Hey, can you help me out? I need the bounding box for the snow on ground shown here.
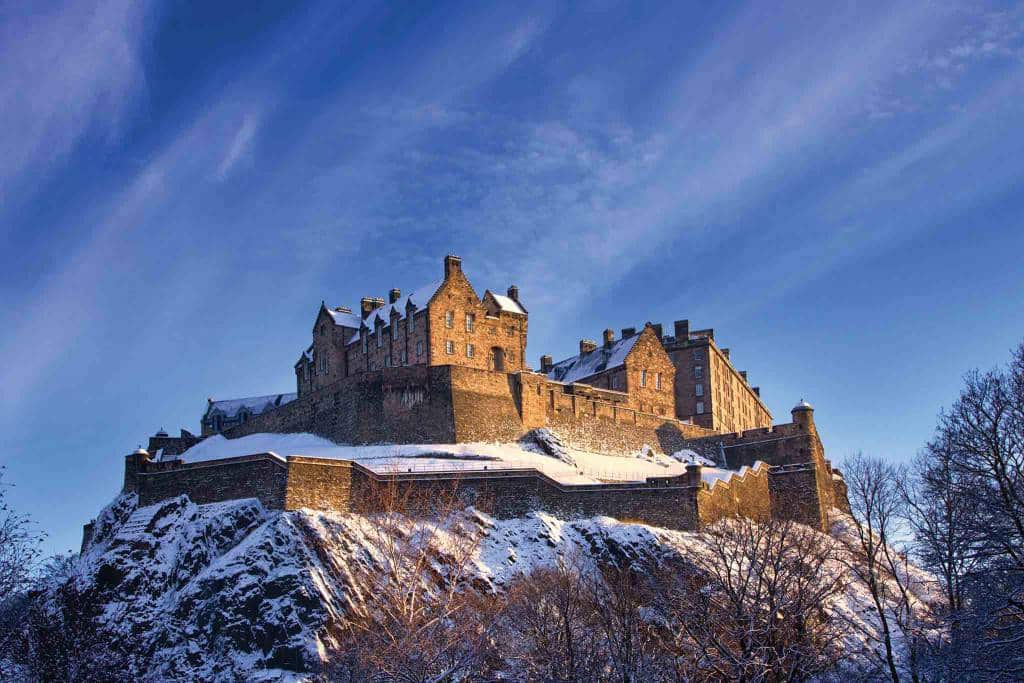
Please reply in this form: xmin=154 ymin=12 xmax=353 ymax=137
xmin=179 ymin=432 xmax=701 ymax=485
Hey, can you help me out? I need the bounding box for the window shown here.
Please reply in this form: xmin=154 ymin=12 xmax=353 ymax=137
xmin=392 ymin=322 xmax=398 ymax=340
xmin=445 ymin=310 xmax=454 ymax=328
xmin=401 ymin=349 xmax=407 ymax=365
xmin=465 ymin=313 xmax=475 ymax=332
xmin=319 ymin=325 xmax=326 ymax=337
xmin=445 ymin=340 xmax=454 ymax=355
xmin=696 ymin=401 xmax=705 ymax=414
xmin=466 ymin=343 xmax=474 ymax=358
xmin=655 ymin=372 xmax=662 ymax=390
xmin=416 ymin=340 xmax=423 ymax=356
xmin=640 ymin=370 xmax=647 ymax=387
xmin=376 ymin=328 xmax=383 ymax=348
xmin=695 ymin=383 xmax=704 ymax=397
xmin=362 ymin=334 xmax=368 ymax=354
xmin=693 ymin=350 xmax=702 ymax=361
xmin=408 ymin=314 xmax=415 ymax=333
xmin=694 ymin=366 xmax=703 ymax=379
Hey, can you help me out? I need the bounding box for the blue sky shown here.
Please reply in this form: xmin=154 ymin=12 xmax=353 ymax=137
xmin=2 ymin=0 xmax=1023 ymax=555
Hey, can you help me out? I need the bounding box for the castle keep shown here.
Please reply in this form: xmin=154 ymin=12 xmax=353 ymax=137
xmin=117 ymin=255 xmax=848 ymax=538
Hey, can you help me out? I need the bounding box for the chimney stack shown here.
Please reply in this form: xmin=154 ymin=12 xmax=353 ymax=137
xmin=621 ymin=327 xmax=636 ymax=339
xmin=443 ymin=254 xmax=462 ymax=280
xmin=673 ymin=319 xmax=690 ymax=340
xmin=721 ymin=348 xmax=730 ymax=360
xmin=389 ymin=288 xmax=401 ymax=304
xmin=507 ymin=285 xmax=519 ymax=301
xmin=739 ymin=370 xmax=747 ymax=382
xmin=579 ymin=339 xmax=598 ymax=355
xmin=361 ymin=297 xmax=385 ymax=319
xmin=603 ymin=329 xmax=615 ymax=348
xmin=540 ymin=355 xmax=553 ymax=373
xmin=650 ymin=323 xmax=663 ymax=340
xmin=752 ymin=387 xmax=761 ymax=396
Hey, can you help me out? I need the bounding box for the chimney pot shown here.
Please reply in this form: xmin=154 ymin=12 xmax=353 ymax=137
xmin=739 ymin=370 xmax=747 ymax=381
xmin=579 ymin=339 xmax=598 ymax=355
xmin=721 ymin=348 xmax=730 ymax=360
xmin=507 ymin=285 xmax=519 ymax=301
xmin=603 ymin=329 xmax=615 ymax=348
xmin=361 ymin=297 xmax=385 ymax=319
xmin=443 ymin=254 xmax=462 ymax=280
xmin=389 ymin=288 xmax=401 ymax=304
xmin=540 ymin=355 xmax=553 ymax=373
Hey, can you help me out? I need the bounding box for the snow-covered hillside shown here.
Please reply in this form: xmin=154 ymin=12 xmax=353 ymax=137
xmin=46 ymin=492 xmax=934 ymax=680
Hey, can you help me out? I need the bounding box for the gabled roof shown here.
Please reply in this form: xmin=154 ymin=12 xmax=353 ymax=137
xmin=204 ymin=393 xmax=297 ymax=419
xmin=484 ymin=290 xmax=527 ymax=315
xmin=547 ymin=333 xmax=641 ymax=384
xmin=366 ymin=280 xmax=443 ymax=327
xmin=324 ymin=306 xmax=362 ymax=329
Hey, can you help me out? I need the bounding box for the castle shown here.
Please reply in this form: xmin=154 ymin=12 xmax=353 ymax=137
xmin=115 ymin=255 xmax=848 ymax=541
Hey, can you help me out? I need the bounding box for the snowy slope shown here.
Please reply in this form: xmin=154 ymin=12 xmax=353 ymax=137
xmin=55 ymin=492 xmax=936 ymax=680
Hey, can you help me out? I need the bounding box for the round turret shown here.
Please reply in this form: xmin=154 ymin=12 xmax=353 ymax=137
xmin=791 ymin=399 xmax=815 ymax=430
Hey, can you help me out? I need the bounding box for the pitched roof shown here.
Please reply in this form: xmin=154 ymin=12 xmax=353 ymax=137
xmin=486 ymin=291 xmax=527 ymax=315
xmin=204 ymin=393 xmax=297 ymax=419
xmin=324 ymin=307 xmax=362 ymax=328
xmin=547 ymin=333 xmax=641 ymax=384
xmin=367 ymin=280 xmax=443 ymax=327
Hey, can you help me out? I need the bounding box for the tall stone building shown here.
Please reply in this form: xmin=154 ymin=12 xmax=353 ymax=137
xmin=542 ymin=320 xmax=771 ymax=433
xmin=295 ymin=255 xmax=528 ymax=396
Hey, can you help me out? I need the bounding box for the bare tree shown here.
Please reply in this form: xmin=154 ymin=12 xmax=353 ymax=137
xmin=322 ymin=476 xmax=500 ymax=681
xmin=499 ymin=552 xmax=605 ymax=681
xmin=0 ymin=467 xmax=44 ymax=676
xmin=653 ymin=515 xmax=846 ymax=682
xmin=585 ymin=559 xmax=661 ymax=683
xmin=907 ymin=341 xmax=1024 ymax=680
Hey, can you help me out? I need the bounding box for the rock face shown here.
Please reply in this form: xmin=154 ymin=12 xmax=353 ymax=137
xmin=66 ymin=493 xmax=923 ymax=680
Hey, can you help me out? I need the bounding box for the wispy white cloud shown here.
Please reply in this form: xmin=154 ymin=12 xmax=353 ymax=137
xmin=216 ymin=112 xmax=262 ymax=180
xmin=0 ymin=0 xmax=149 ymax=215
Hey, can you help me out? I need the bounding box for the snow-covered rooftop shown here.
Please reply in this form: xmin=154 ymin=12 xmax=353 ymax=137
xmin=489 ymin=292 xmax=526 ymax=315
xmin=366 ymin=280 xmax=443 ymax=327
xmin=325 ymin=307 xmax=362 ymax=328
xmin=204 ymin=394 xmax=297 ymax=419
xmin=547 ymin=333 xmax=641 ymax=384
xmin=178 ymin=432 xmax=716 ymax=486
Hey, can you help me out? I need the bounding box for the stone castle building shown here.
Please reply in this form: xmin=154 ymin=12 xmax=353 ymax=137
xmin=112 ymin=255 xmax=848 ymax=540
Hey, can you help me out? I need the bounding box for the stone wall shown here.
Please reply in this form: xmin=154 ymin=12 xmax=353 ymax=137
xmin=124 ymin=452 xmax=288 ymax=510
xmin=224 ymin=365 xmax=457 ymax=445
xmin=698 ymin=462 xmax=772 ymax=526
xmin=125 ymin=452 xmax=707 ymax=531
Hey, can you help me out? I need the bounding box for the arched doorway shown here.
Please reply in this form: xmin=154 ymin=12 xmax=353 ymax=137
xmin=491 ymin=346 xmax=505 ymax=372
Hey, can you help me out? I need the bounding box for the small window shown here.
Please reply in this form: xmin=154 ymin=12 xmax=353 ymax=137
xmin=376 ymin=328 xmax=383 ymax=348
xmin=655 ymin=372 xmax=662 ymax=390
xmin=362 ymin=334 xmax=368 ymax=354
xmin=401 ymin=349 xmax=408 ymax=364
xmin=445 ymin=340 xmax=454 ymax=355
xmin=695 ymin=383 xmax=704 ymax=397
xmin=696 ymin=401 xmax=705 ymax=414
xmin=693 ymin=350 xmax=701 ymax=361
xmin=416 ymin=340 xmax=423 ymax=356
xmin=408 ymin=314 xmax=415 ymax=333
xmin=392 ymin=323 xmax=398 ymax=340
xmin=466 ymin=343 xmax=474 ymax=358
xmin=319 ymin=324 xmax=326 ymax=337
xmin=694 ymin=366 xmax=703 ymax=379
xmin=640 ymin=370 xmax=647 ymax=387
xmin=465 ymin=313 xmax=475 ymax=332
xmin=445 ymin=310 xmax=454 ymax=328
